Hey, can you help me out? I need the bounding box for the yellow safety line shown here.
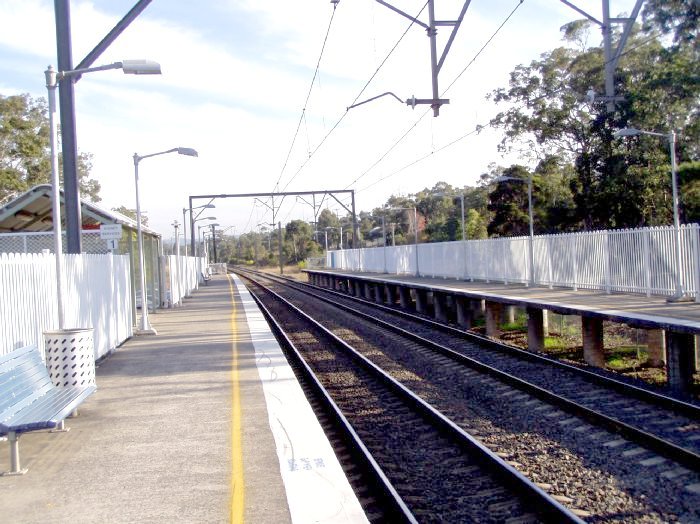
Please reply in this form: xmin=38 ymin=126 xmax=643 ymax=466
xmin=228 ymin=275 xmax=245 ymax=524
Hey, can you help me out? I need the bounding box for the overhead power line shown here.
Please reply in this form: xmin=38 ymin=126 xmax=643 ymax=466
xmin=345 ymin=0 xmax=527 ymax=191
xmin=273 ymin=3 xmax=340 ymax=194
xmin=278 ymin=1 xmax=429 ymax=194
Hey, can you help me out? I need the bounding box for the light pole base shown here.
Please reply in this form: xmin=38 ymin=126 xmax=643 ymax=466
xmin=135 ymin=327 xmax=158 ymax=336
xmin=667 ymin=292 xmax=694 ymax=303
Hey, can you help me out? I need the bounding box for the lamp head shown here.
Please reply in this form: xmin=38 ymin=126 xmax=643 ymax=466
xmin=493 ymin=175 xmax=523 ymax=184
xmin=177 ymin=147 xmax=198 ymax=157
xmin=613 ymin=128 xmax=641 ymax=138
xmin=121 ymin=60 xmax=162 ymax=75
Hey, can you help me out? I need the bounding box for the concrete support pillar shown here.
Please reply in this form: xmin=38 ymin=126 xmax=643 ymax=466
xmin=582 ymin=317 xmax=605 ymax=367
xmin=485 ymin=301 xmax=503 ymax=339
xmin=455 ymin=297 xmax=473 ymax=329
xmin=398 ymin=287 xmax=411 ymax=309
xmin=646 ymin=329 xmax=666 ymax=368
xmin=415 ymin=289 xmax=428 ymax=314
xmin=384 ymin=284 xmax=394 ymax=305
xmin=363 ymin=282 xmax=372 ymax=300
xmin=667 ymin=332 xmax=695 ymax=395
xmin=473 ymin=299 xmax=486 ymax=321
xmin=374 ymin=284 xmax=384 ymax=304
xmin=502 ymin=305 xmax=516 ymax=324
xmin=527 ymin=307 xmax=545 ymax=353
xmin=542 ymin=309 xmax=549 ymax=335
xmin=433 ymin=292 xmax=448 ymax=323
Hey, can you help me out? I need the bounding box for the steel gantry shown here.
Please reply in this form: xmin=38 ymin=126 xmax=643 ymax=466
xmin=187 ymin=189 xmax=358 ymax=259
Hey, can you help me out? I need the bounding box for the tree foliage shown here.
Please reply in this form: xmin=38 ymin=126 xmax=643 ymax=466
xmin=0 ymin=93 xmax=101 ymax=206
xmin=487 ymin=5 xmax=698 ymax=230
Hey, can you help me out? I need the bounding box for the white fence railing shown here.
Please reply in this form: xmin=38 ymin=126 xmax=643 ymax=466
xmin=163 ymin=255 xmax=205 ymax=307
xmin=327 ymin=224 xmax=700 ymax=300
xmin=1 ymin=252 xmax=212 ymax=359
xmin=0 ymin=253 xmax=134 ymax=358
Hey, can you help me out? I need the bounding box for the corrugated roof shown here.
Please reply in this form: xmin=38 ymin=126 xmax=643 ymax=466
xmin=0 ymin=185 xmax=160 ymax=237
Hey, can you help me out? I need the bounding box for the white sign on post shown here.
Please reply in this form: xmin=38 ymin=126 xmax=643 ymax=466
xmin=106 ymin=239 xmax=119 ymax=251
xmin=100 ymin=224 xmax=123 ymax=240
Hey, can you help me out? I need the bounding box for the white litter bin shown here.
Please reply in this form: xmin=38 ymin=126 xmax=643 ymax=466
xmin=43 ymin=328 xmax=96 ymax=388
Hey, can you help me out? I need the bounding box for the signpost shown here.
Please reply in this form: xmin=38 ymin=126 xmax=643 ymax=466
xmin=100 ymin=224 xmax=122 ymax=252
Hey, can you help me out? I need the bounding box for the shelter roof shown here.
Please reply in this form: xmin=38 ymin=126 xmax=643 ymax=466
xmin=0 ymin=185 xmax=160 ymax=237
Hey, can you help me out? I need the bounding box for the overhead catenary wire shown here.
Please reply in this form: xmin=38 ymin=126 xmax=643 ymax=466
xmin=273 ymin=3 xmax=340 ymax=194
xmin=356 ymin=29 xmax=664 ymax=196
xmin=345 ymin=0 xmax=528 ymax=191
xmin=278 ymin=1 xmax=429 ymax=194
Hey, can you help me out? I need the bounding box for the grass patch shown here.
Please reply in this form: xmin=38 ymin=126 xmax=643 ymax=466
xmin=606 ymin=345 xmax=648 ymax=370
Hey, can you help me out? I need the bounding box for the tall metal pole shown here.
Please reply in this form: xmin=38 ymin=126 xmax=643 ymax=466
xmin=182 ymin=208 xmax=188 ymax=256
xmin=669 ymin=131 xmax=685 ymax=299
xmin=427 ymin=0 xmax=441 ymax=117
xmin=527 ymin=174 xmax=535 ymax=286
xmin=382 ymin=215 xmax=387 ymax=274
xmin=133 ymin=154 xmax=155 ymax=334
xmin=55 ymin=0 xmax=82 ymax=253
xmin=351 ymin=190 xmax=358 ymax=249
xmin=278 ymin=221 xmax=284 ymax=275
xmin=601 ymin=0 xmax=616 ymax=113
xmin=414 ymin=207 xmax=420 ymax=276
xmin=189 ymin=197 xmax=196 ymax=257
xmin=172 ymin=222 xmax=180 ymax=257
xmin=46 ymin=66 xmax=65 ymax=329
xmin=460 ymin=194 xmax=466 ymax=241
xmin=211 ymin=224 xmax=217 ymax=263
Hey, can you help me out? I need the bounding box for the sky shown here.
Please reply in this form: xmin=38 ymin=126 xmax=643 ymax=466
xmin=0 ymin=0 xmax=640 ymax=243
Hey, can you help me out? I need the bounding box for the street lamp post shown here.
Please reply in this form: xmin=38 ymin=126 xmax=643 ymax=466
xmin=45 ymin=59 xmax=160 ymax=329
xmin=199 ymin=223 xmax=219 ymax=262
xmin=493 ymin=175 xmax=535 ymax=286
xmin=193 ymin=217 xmax=217 ymax=257
xmin=614 ymin=127 xmax=688 ymax=301
xmin=134 ymin=147 xmax=198 ymax=335
xmin=184 ymin=204 xmax=215 ymax=256
xmin=210 ymin=224 xmax=218 ymax=263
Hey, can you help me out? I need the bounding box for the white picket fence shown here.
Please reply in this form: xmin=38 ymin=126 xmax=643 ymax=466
xmin=163 ymin=255 xmax=206 ymax=307
xmin=0 ymin=252 xmax=210 ymax=358
xmin=328 ymin=224 xmax=700 ymax=300
xmin=0 ymin=253 xmax=134 ymax=358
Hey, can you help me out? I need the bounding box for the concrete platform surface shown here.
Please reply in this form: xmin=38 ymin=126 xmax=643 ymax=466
xmin=0 ymin=274 xmax=365 ymax=523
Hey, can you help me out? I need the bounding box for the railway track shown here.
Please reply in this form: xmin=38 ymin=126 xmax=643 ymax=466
xmin=239 ymin=271 xmax=581 ymax=522
xmin=234 ymin=268 xmax=700 ymax=522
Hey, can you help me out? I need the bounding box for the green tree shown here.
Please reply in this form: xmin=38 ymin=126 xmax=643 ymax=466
xmin=0 ymin=93 xmax=101 ymax=205
xmin=111 ymin=206 xmax=148 ymax=227
xmin=489 ymin=8 xmax=698 ymax=230
xmin=487 ymin=165 xmax=532 ymax=237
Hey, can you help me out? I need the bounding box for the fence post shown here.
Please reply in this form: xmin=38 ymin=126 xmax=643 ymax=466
xmin=605 ymin=231 xmax=611 ymax=294
xmin=644 ymin=228 xmax=652 ymax=298
xmin=693 ymin=224 xmax=700 ymax=303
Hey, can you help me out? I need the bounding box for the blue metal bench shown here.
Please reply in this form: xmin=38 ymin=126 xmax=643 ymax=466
xmin=0 ymin=344 xmax=96 ymax=475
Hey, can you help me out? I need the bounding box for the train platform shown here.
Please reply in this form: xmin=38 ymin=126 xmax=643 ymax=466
xmin=0 ymin=274 xmax=367 ymax=523
xmin=303 ymin=269 xmax=700 ymax=331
